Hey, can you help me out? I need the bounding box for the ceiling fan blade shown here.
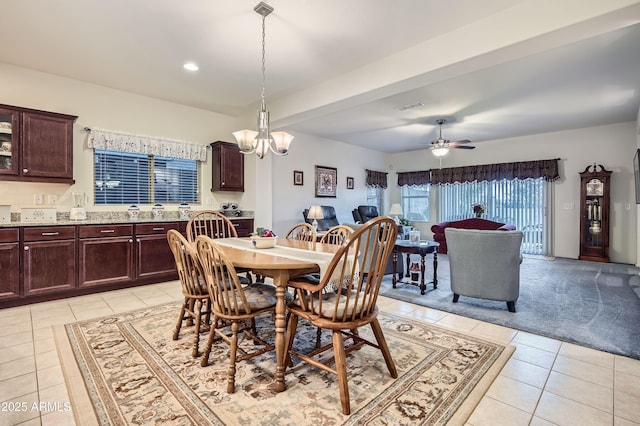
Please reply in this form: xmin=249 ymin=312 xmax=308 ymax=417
xmin=452 ymin=145 xmax=476 ymax=150
xmin=450 ymin=139 xmax=471 ymax=144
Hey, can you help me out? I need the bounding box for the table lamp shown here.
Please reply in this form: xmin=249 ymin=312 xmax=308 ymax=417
xmin=389 ymin=203 xmax=403 ymax=224
xmin=307 ymin=205 xmax=324 ymax=231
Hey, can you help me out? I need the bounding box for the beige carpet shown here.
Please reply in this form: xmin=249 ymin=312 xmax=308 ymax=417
xmin=54 ymin=302 xmax=514 ymax=425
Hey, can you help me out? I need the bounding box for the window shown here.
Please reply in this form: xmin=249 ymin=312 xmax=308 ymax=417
xmin=401 ymin=185 xmax=430 ymax=221
xmin=366 ymin=186 xmax=383 ymax=214
xmin=94 ymin=150 xmax=199 ymax=205
xmin=438 ymin=178 xmax=547 ymax=255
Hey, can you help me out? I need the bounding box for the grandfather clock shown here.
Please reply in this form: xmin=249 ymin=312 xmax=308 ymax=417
xmin=579 ymin=164 xmax=611 ymax=262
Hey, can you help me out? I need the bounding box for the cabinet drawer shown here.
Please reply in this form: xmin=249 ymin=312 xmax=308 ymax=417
xmin=23 ymin=226 xmax=75 ymax=241
xmin=79 ymin=224 xmax=133 ymax=238
xmin=135 ymin=222 xmax=180 ymax=235
xmin=0 ymin=228 xmax=19 ymax=243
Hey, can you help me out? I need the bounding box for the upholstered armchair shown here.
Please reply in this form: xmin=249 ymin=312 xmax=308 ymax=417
xmin=445 ymin=228 xmax=523 ymax=312
xmin=302 ymin=205 xmax=340 ymax=231
xmin=356 ymin=205 xmax=379 ymax=223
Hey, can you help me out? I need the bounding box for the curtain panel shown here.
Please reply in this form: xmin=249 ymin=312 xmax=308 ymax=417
xmin=365 ymin=169 xmax=388 ymax=188
xmin=88 ymin=128 xmax=208 ymax=161
xmin=430 ymin=159 xmax=560 ymax=185
xmin=397 ymin=170 xmax=431 ymax=187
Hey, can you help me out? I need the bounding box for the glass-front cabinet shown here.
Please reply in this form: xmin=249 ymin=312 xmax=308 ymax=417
xmin=0 ymin=107 xmax=19 ymax=176
xmin=579 ymin=164 xmax=611 ymax=262
xmin=0 ymin=104 xmax=76 ymax=184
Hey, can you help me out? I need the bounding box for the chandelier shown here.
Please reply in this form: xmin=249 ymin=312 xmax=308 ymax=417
xmin=233 ymin=2 xmax=294 ymax=159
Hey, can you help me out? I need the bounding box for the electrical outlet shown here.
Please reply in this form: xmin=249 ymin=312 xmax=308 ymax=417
xmin=34 ymin=194 xmax=44 ymax=205
xmin=48 ymin=194 xmax=58 ymax=204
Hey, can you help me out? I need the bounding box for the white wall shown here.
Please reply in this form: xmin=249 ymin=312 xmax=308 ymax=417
xmin=268 ymin=131 xmax=387 ymax=237
xmin=388 ymin=121 xmax=638 ymax=264
xmin=0 ymin=63 xmax=245 ymax=214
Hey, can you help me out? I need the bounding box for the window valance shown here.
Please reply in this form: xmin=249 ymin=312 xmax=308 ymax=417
xmin=397 ymin=170 xmax=431 ymax=187
xmin=87 ymin=127 xmax=208 ymax=161
xmin=365 ymin=169 xmax=388 ymax=189
xmin=430 ymin=159 xmax=560 ymax=185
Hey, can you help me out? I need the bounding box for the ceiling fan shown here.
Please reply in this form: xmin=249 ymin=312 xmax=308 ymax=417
xmin=430 ymin=119 xmax=475 ymax=157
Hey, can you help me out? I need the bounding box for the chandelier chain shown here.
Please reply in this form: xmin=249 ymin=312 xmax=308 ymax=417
xmin=260 ymin=13 xmax=266 ymax=110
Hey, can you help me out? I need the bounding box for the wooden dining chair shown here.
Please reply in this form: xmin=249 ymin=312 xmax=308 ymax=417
xmin=186 ymin=210 xmax=240 ymax=241
xmin=195 ymin=235 xmax=278 ymax=393
xmin=186 ymin=210 xmax=253 ymax=284
xmin=167 ymin=229 xmax=211 ymax=358
xmin=285 ymin=222 xmax=317 ymax=245
xmin=307 ymin=224 xmax=354 ymax=347
xmin=319 ymin=224 xmax=354 ymax=245
xmin=284 ymin=216 xmax=398 ymax=415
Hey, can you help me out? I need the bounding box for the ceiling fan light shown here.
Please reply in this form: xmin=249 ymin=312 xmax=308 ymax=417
xmin=431 ymin=147 xmax=450 ymax=157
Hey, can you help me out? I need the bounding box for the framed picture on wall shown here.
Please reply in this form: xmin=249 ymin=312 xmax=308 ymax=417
xmin=315 ymin=165 xmax=337 ymax=197
xmin=293 ymin=170 xmax=304 ymax=186
xmin=346 ymin=176 xmax=354 ymax=189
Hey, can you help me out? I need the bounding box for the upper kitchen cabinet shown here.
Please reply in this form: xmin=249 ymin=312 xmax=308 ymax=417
xmin=210 ymin=141 xmax=244 ymax=192
xmin=0 ymin=104 xmax=77 ymax=184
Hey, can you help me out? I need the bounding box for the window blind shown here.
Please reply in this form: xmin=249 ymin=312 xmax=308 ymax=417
xmin=94 ymin=150 xmax=199 ymax=205
xmin=438 ymin=178 xmax=547 ymax=255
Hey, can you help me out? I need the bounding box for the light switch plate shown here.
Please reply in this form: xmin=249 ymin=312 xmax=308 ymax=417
xmin=21 ymin=208 xmax=57 ymax=223
xmin=0 ymin=205 xmax=10 ymax=224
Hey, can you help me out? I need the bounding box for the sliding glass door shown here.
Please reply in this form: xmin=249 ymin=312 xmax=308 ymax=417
xmin=438 ymin=178 xmax=549 ymax=255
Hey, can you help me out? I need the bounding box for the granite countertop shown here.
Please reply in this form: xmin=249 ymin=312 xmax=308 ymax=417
xmin=0 ymin=211 xmax=255 ymax=228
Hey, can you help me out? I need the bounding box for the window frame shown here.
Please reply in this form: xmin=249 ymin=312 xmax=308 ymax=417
xmin=400 ymin=185 xmax=430 ymax=222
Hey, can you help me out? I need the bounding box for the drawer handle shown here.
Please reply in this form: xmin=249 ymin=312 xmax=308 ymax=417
xmin=23 ymin=168 xmax=28 ymax=174
xmin=101 ymin=230 xmax=116 ymax=233
xmin=24 ymin=246 xmax=29 ymax=251
xmin=41 ymin=232 xmax=59 ymax=236
xmin=233 ymin=224 xmax=239 ymax=227
xmin=153 ymin=227 xmax=165 ymax=231
xmin=129 ymin=239 xmax=133 ymax=243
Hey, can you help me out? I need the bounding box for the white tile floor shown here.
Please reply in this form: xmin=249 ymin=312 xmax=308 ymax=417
xmin=0 ymin=281 xmax=639 ymax=425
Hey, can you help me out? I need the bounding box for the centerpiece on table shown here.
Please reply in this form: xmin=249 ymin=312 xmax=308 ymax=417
xmin=250 ymin=228 xmax=276 ymax=249
xmin=472 ymin=202 xmax=486 ymax=218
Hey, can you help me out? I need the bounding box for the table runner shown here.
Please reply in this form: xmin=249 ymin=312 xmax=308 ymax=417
xmin=213 ymin=238 xmax=336 ymax=278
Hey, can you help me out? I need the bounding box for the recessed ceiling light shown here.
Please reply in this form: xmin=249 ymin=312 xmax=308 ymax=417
xmin=183 ymin=62 xmax=199 ymax=72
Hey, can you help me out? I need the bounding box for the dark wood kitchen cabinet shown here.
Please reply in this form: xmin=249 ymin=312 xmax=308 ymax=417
xmin=0 ymin=220 xmax=188 ymax=308
xmin=0 ymin=104 xmax=77 ymax=184
xmin=232 ymin=218 xmax=254 ymax=237
xmin=211 ymin=141 xmax=244 ymax=192
xmin=0 ymin=228 xmax=20 ymax=300
xmin=22 ymin=226 xmax=76 ymax=297
xmin=78 ymin=224 xmax=134 ymax=288
xmin=135 ymin=222 xmax=179 ymax=281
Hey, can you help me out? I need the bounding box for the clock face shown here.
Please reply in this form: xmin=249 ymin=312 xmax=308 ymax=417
xmin=586 ymin=178 xmax=603 ymax=196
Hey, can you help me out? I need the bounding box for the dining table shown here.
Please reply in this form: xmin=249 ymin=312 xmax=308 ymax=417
xmin=209 ymin=237 xmax=342 ymax=392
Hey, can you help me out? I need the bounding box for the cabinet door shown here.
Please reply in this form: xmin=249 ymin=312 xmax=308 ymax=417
xmin=23 ymin=239 xmax=76 ymax=296
xmin=0 ymin=107 xmax=20 ymax=176
xmin=135 ymin=222 xmax=179 ymax=280
xmin=22 ymin=111 xmax=74 ymax=181
xmin=0 ymin=242 xmax=20 ymax=300
xmin=212 ymin=141 xmax=244 ymax=192
xmin=79 ymin=237 xmax=134 ymax=287
xmin=136 ymin=234 xmax=177 ymax=280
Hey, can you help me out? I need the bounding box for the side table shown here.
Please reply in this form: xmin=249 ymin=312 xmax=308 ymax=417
xmin=392 ymin=240 xmax=439 ymax=295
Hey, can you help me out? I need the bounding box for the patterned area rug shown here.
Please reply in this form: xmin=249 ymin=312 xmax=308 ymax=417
xmin=54 ymin=302 xmax=514 ymax=425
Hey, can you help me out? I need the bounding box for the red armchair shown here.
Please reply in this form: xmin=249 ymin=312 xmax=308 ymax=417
xmin=431 ymin=218 xmax=516 ymax=254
